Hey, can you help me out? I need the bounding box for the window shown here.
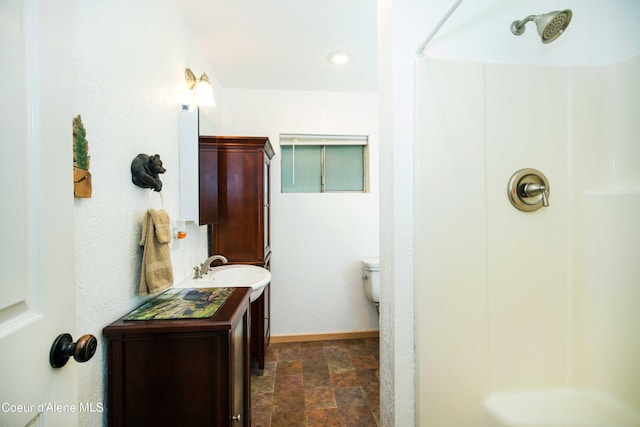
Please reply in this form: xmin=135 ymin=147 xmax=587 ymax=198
xmin=280 ymin=134 xmax=368 ymax=193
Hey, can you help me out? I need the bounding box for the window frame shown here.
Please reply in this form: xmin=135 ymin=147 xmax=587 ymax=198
xmin=280 ymin=133 xmax=369 ymax=194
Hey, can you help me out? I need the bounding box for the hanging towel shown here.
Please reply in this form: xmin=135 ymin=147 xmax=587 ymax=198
xmin=138 ymin=208 xmax=174 ymax=296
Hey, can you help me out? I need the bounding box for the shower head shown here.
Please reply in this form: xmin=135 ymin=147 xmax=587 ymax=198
xmin=511 ymin=9 xmax=572 ymax=43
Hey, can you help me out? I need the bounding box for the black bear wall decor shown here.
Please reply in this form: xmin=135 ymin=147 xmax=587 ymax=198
xmin=131 ymin=153 xmax=166 ymax=192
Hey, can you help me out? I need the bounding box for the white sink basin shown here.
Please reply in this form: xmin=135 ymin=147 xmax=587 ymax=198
xmin=174 ymin=265 xmax=271 ymax=302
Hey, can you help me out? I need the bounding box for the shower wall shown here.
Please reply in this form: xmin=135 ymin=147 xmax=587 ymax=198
xmin=414 ymin=55 xmax=640 ymax=426
xmin=572 ymin=54 xmax=640 ymax=411
xmin=414 ymin=59 xmax=488 ymax=427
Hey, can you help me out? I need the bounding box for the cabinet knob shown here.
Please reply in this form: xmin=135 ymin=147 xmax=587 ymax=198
xmin=231 ymin=414 xmax=241 ymax=423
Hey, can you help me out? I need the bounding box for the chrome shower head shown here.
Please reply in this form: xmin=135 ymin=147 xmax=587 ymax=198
xmin=511 ymin=9 xmax=572 ymax=43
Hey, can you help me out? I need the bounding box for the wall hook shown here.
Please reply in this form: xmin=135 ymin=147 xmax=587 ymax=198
xmin=131 ymin=153 xmax=166 ymax=192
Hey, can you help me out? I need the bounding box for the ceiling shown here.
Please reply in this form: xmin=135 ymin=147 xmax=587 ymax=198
xmin=178 ymin=0 xmax=378 ymax=93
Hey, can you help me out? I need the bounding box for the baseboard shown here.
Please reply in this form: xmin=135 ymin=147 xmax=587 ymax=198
xmin=270 ymin=330 xmax=379 ymax=344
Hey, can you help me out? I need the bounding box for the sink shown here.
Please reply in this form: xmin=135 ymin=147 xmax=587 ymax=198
xmin=174 ymin=265 xmax=271 ymax=302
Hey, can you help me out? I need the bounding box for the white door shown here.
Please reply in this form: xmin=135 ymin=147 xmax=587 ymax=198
xmin=0 ymin=0 xmax=78 ymax=426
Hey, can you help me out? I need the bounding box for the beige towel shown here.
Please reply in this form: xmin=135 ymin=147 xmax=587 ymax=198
xmin=138 ymin=208 xmax=174 ymax=295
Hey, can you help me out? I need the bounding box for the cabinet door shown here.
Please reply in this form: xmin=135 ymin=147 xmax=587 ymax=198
xmin=217 ymin=148 xmax=264 ymax=262
xmin=199 ymin=146 xmax=218 ymax=225
xmin=263 ymin=153 xmax=271 ymax=258
xmin=264 ymin=281 xmax=270 ymax=347
xmin=231 ymin=311 xmax=250 ymax=426
xmin=108 ymin=333 xmax=226 ymax=426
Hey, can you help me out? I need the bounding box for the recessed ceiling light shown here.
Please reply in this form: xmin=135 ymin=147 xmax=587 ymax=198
xmin=328 ymin=51 xmax=351 ymax=65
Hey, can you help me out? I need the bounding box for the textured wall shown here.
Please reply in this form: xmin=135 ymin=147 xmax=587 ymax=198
xmin=378 ymin=0 xmax=420 ymax=425
xmin=72 ymin=1 xmax=220 ymax=424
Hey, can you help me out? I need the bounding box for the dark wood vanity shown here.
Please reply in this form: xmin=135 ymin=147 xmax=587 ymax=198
xmin=103 ymin=287 xmax=251 ymax=427
xmin=199 ymin=136 xmax=274 ymax=369
xmin=103 ymin=137 xmax=273 ymax=425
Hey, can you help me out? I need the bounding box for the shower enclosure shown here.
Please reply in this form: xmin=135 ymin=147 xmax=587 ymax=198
xmin=413 ymin=40 xmax=640 ymax=427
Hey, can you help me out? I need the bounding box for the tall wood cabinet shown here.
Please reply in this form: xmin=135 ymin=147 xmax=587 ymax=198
xmin=103 ymin=287 xmax=251 ymax=427
xmin=199 ymin=136 xmax=274 ymax=369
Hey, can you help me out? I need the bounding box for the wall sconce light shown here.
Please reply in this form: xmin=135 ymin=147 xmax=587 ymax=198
xmin=184 ymin=68 xmax=216 ymax=107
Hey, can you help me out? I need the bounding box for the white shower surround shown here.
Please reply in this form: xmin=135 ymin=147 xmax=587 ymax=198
xmin=414 ymin=51 xmax=640 ymax=427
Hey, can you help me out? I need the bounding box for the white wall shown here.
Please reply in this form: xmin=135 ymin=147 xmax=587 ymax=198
xmin=419 ymin=0 xmax=639 ymax=67
xmin=220 ymin=89 xmax=380 ymax=336
xmin=414 ymin=54 xmax=640 ymax=427
xmin=414 ymin=59 xmax=490 ymax=426
xmin=73 ymin=1 xmax=220 ymax=424
xmin=411 ymin=0 xmax=640 ymax=424
xmin=572 ymin=55 xmax=640 ymax=412
xmin=485 ymin=63 xmax=570 ymax=392
xmin=413 ymin=60 xmax=577 ymax=423
xmin=377 ymin=0 xmax=419 ymax=424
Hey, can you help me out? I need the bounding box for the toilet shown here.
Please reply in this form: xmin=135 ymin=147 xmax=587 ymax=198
xmin=361 ymin=258 xmax=380 ymax=311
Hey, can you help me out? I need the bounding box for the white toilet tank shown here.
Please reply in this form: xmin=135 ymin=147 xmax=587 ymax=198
xmin=361 ymin=258 xmax=380 ymax=304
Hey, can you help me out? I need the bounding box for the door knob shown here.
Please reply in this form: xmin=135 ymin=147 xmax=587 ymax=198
xmin=49 ymin=333 xmax=98 ymax=368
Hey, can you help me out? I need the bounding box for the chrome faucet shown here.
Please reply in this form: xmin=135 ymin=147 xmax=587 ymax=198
xmin=200 ymin=254 xmax=228 ymax=275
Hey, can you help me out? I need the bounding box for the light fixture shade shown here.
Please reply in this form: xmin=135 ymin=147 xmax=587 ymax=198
xmin=193 ymin=73 xmax=215 ymax=107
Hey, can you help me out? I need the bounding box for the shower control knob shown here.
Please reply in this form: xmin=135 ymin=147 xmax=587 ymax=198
xmin=508 ymin=168 xmax=550 ymax=212
xmin=522 ymin=183 xmax=549 ymax=206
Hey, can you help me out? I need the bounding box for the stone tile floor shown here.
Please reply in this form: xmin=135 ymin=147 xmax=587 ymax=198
xmin=251 ymin=337 xmax=380 ymax=426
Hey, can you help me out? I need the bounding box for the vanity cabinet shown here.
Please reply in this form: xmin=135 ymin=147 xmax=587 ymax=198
xmin=199 ymin=136 xmax=274 ymax=369
xmin=103 ymin=287 xmax=251 ymax=427
xmin=199 ymin=136 xmax=274 ymax=264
